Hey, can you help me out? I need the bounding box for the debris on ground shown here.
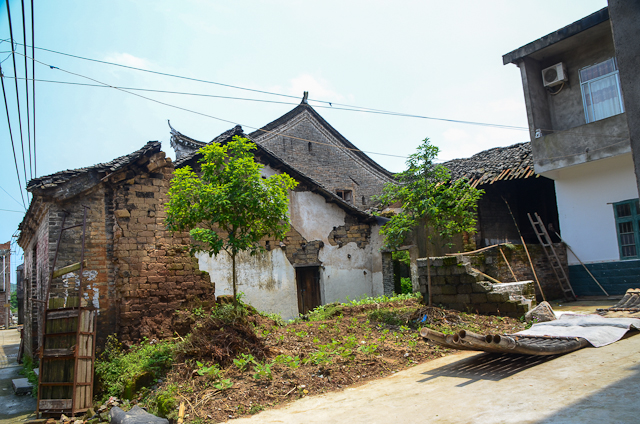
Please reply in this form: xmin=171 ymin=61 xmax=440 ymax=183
xmin=107 ymin=295 xmax=527 ymax=423
xmin=525 ymin=301 xmax=556 ymax=323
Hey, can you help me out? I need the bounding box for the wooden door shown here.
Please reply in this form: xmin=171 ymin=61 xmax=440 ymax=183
xmin=296 ymin=267 xmax=321 ymax=315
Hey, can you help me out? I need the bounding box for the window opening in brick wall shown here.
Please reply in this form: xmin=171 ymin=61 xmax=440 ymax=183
xmin=362 ymin=195 xmax=366 ymax=206
xmin=614 ymin=198 xmax=640 ymax=259
xmin=308 ymin=142 xmax=312 ymax=152
xmin=580 ymin=58 xmax=624 ymax=124
xmin=336 ymin=189 xmax=353 ymax=204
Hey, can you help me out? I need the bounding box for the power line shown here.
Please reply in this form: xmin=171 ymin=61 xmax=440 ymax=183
xmin=0 ymin=183 xmax=25 ymax=210
xmin=5 ymin=0 xmax=29 ymax=192
xmin=30 ymin=0 xmax=35 ymax=176
xmin=7 ymin=75 xmax=531 ymax=132
xmin=0 ymin=208 xmax=23 ymax=213
xmin=8 ymin=41 xmax=530 ymax=131
xmin=0 ymin=66 xmax=27 ymax=209
xmin=16 ymin=51 xmax=410 ymax=160
xmin=20 ymin=0 xmax=32 ymax=179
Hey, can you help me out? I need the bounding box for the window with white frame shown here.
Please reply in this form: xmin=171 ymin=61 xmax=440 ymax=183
xmin=579 ymin=58 xmax=625 ymax=124
xmin=614 ymin=199 xmax=640 ymax=259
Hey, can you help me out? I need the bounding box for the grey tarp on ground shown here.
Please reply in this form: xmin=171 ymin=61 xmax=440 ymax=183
xmin=515 ymin=314 xmax=640 ymax=347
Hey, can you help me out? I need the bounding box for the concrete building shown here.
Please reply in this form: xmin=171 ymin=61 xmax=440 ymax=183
xmin=171 ymin=124 xmax=388 ymax=320
xmin=503 ymin=7 xmax=640 ymax=295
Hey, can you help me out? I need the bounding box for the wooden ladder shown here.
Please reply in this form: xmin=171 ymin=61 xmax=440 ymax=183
xmin=37 ymin=206 xmax=96 ymax=417
xmin=527 ymin=212 xmax=576 ymax=302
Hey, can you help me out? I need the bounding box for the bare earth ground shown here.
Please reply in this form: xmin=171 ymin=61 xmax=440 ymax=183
xmin=140 ymin=298 xmax=527 ymax=423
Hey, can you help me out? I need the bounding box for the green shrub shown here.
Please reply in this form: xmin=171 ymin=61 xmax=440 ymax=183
xmin=95 ymin=335 xmax=175 ymax=400
xmin=233 ymin=353 xmax=256 ymax=372
xmin=368 ymin=309 xmax=405 ymax=326
xmin=20 ymin=354 xmax=39 ymax=398
xmin=400 ymin=277 xmax=413 ymax=294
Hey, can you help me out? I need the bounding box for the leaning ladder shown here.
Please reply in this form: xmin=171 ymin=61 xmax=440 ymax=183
xmin=36 ymin=206 xmax=96 ymax=417
xmin=527 ymin=212 xmax=576 ymax=302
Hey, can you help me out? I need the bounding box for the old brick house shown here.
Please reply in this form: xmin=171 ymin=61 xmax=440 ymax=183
xmin=18 ymin=141 xmax=213 ymax=358
xmin=170 ymin=124 xmax=388 ymax=319
xmin=171 ymin=96 xmax=397 ymax=209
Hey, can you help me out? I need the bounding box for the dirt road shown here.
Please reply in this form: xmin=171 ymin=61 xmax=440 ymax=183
xmin=232 ymin=331 xmax=640 ymax=424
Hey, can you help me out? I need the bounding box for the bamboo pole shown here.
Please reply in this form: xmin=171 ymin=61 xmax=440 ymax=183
xmin=502 ymin=197 xmax=546 ymax=302
xmin=469 ymin=267 xmax=503 ymax=285
xmin=555 ymin=232 xmax=609 ymax=297
xmin=499 ymin=248 xmax=518 ymax=282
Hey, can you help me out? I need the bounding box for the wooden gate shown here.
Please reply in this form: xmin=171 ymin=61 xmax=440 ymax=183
xmin=37 ymin=206 xmax=97 ymax=417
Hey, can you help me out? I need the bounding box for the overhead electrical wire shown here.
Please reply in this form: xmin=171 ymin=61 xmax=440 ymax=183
xmin=20 ymin=0 xmax=32 ymax=179
xmin=0 ymin=182 xmax=25 ymax=210
xmin=30 ymin=0 xmax=35 ymax=176
xmin=6 ymin=40 xmax=530 ymax=132
xmin=0 ymin=66 xmax=27 ymax=209
xmin=4 ymin=0 xmax=29 ymax=192
xmin=14 ymin=51 xmax=409 ymax=159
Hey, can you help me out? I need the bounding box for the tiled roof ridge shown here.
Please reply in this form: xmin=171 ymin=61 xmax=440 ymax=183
xmin=26 ymin=140 xmax=162 ymax=192
xmin=249 ymin=102 xmax=395 ymax=180
xmin=172 ymin=125 xmax=375 ymax=221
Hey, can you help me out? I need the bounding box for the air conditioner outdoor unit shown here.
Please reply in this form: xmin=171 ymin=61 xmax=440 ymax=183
xmin=541 ymin=62 xmax=568 ymax=87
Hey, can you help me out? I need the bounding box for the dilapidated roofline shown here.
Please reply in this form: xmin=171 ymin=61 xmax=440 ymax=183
xmin=503 ymin=7 xmax=609 ymax=65
xmin=443 ymin=141 xmax=540 ymax=188
xmin=173 ymin=126 xmax=377 ymax=223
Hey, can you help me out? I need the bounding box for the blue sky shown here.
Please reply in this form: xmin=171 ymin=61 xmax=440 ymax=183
xmin=0 ymin=0 xmax=607 ymax=279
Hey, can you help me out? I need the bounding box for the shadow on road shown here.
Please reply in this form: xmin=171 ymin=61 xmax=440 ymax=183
xmin=418 ymin=351 xmax=562 ymax=387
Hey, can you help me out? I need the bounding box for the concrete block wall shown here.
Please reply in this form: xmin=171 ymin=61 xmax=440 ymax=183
xmin=417 ymin=255 xmax=534 ymax=318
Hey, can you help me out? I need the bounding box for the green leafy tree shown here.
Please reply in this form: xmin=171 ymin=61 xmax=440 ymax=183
xmin=165 ymin=136 xmax=298 ymax=304
xmin=376 ymin=138 xmax=483 ymax=305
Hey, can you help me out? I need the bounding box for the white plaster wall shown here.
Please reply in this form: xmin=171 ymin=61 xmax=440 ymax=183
xmin=289 ymin=191 xmax=345 ymax=243
xmin=197 ymin=248 xmax=299 ymax=319
xmin=545 ymin=153 xmax=639 ymax=265
xmin=196 ymin=190 xmax=386 ymax=319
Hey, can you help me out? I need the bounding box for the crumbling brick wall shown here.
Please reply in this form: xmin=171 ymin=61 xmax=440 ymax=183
xmin=328 ymin=215 xmax=371 ymax=248
xmin=481 ymin=244 xmax=568 ymax=301
xmin=110 ymin=151 xmax=214 ymax=344
xmin=417 ymin=255 xmax=534 ymax=317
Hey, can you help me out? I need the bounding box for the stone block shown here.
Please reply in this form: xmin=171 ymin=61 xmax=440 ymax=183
xmin=456 ymin=284 xmax=473 ymax=294
xmin=470 ymin=293 xmax=487 ymax=303
xmin=12 ymin=378 xmax=33 ymax=395
xmin=487 ymin=292 xmax=509 ymax=303
xmin=498 ymin=302 xmax=517 ymax=313
xmin=456 ymin=294 xmax=470 ymax=304
xmin=115 ymin=209 xmax=130 ymax=218
xmin=476 ymin=303 xmax=498 ymax=314
xmin=433 ymin=294 xmax=457 ymax=304
xmin=441 ymin=285 xmax=457 ymax=295
xmin=431 ymin=276 xmax=446 ymax=286
xmin=451 ymin=264 xmax=467 ymax=275
xmin=430 ymin=285 xmax=442 ymax=295
xmin=472 ymin=282 xmax=493 ymax=293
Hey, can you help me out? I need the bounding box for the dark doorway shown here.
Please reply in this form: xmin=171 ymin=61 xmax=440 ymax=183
xmin=295 ymin=266 xmax=321 ymax=314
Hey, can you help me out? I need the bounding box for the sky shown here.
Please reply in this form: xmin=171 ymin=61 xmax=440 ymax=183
xmin=0 ymin=0 xmax=607 ymax=281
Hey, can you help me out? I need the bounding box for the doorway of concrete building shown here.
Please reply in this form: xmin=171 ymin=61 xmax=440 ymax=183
xmin=393 ymin=251 xmax=412 ymax=294
xmin=295 ymin=266 xmax=321 ymax=315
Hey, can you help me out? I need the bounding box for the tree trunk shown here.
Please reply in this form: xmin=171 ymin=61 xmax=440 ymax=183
xmin=232 ymin=251 xmax=238 ymax=307
xmin=426 ymin=241 xmax=432 ymax=307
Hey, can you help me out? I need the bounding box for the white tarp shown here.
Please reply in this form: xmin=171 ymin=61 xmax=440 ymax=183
xmin=515 ymin=314 xmax=640 ymax=348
